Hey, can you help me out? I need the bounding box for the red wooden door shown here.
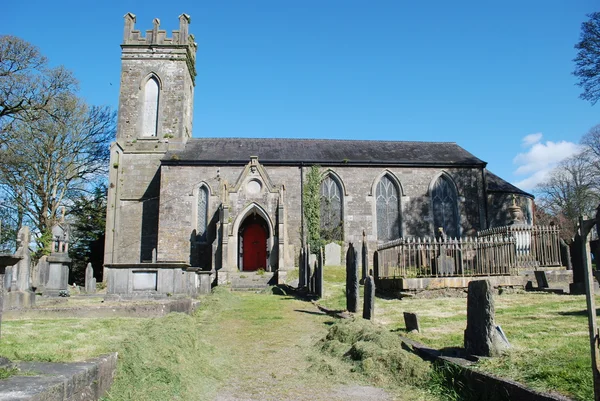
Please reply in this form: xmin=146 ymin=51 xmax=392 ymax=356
xmin=242 ymin=223 xmax=267 ymax=271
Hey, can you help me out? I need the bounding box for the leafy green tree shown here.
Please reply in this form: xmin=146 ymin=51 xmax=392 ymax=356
xmin=573 ymin=12 xmax=600 ymax=105
xmin=68 ymin=184 xmax=107 ymax=285
xmin=303 ymin=165 xmax=323 ymax=253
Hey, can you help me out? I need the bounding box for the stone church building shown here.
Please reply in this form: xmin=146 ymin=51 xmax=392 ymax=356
xmin=104 ymin=14 xmax=532 ymax=295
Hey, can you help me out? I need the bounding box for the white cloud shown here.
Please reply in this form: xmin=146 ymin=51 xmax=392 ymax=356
xmin=512 ymin=134 xmax=582 ymax=191
xmin=521 ymin=132 xmax=542 ymax=147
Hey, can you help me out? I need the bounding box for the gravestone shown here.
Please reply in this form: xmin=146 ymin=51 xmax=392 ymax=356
xmin=403 ymin=312 xmax=421 ymax=333
xmin=363 ymin=273 xmax=375 ymax=320
xmin=436 ymin=254 xmax=455 ymax=275
xmin=4 ymin=226 xmax=36 ymax=309
xmin=324 ymin=242 xmax=341 ymax=266
xmin=346 ymin=243 xmax=359 ymax=313
xmin=85 ymin=263 xmax=96 ymax=294
xmin=298 ymin=248 xmax=306 ymax=287
xmin=315 ymin=248 xmax=324 ymax=299
xmin=44 ymin=222 xmax=71 ymax=297
xmin=464 ymin=280 xmax=510 ymax=356
xmin=560 ymin=239 xmax=572 ymax=270
xmin=361 ymin=233 xmax=368 ymax=284
xmin=534 ymin=271 xmax=549 ymax=289
xmin=0 ymin=254 xmax=21 ymax=338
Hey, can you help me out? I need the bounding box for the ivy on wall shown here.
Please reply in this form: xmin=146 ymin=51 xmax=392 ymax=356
xmin=303 ymin=165 xmax=323 ymax=253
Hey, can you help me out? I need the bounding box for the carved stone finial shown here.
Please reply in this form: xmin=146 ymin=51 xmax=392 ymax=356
xmin=508 ymin=195 xmax=524 ymax=225
xmin=178 ymin=14 xmax=191 ymax=45
xmin=123 ymin=13 xmax=136 ymax=43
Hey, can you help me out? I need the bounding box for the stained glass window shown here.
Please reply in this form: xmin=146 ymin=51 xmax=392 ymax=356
xmin=432 ymin=175 xmax=458 ymax=238
xmin=320 ymin=176 xmax=343 ymax=241
xmin=376 ymin=175 xmax=400 ymax=241
xmin=197 ymin=186 xmax=208 ymax=241
xmin=143 ymin=77 xmax=159 ymax=137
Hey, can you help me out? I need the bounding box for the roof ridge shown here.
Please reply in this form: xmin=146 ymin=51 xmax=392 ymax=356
xmin=189 ymin=137 xmax=458 ymax=145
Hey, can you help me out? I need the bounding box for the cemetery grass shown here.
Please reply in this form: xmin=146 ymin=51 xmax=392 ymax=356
xmin=374 ymin=285 xmax=594 ymax=400
xmin=107 ymin=286 xmax=438 ymax=401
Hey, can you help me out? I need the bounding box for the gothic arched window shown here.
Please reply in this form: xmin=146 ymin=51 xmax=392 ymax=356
xmin=197 ymin=186 xmax=208 ymax=241
xmin=431 ymin=175 xmax=459 ymax=238
xmin=376 ymin=175 xmax=400 ymax=241
xmin=320 ymin=175 xmax=343 ymax=241
xmin=143 ymin=77 xmax=159 ymax=137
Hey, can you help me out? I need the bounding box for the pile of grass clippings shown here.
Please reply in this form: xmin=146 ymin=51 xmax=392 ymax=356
xmin=318 ymin=318 xmax=431 ymax=386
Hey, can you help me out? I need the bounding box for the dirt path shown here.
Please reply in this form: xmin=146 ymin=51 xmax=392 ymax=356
xmin=202 ymin=292 xmax=398 ymax=401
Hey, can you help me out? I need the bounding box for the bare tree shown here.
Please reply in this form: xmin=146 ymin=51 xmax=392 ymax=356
xmin=536 ymin=152 xmax=600 ymax=238
xmin=0 ymin=94 xmax=115 ymax=253
xmin=0 ymin=35 xmax=76 ymax=144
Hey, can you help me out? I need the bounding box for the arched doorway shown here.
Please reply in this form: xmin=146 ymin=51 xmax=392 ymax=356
xmin=239 ymin=214 xmax=269 ymax=271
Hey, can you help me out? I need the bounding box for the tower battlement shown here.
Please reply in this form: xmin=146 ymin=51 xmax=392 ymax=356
xmin=123 ymin=12 xmax=195 ymax=47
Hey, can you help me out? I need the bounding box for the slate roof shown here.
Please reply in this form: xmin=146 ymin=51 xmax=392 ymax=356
xmin=164 ymin=138 xmax=486 ymax=167
xmin=486 ymin=170 xmax=533 ymax=198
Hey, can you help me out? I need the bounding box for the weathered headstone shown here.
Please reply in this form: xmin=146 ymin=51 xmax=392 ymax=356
xmin=560 ymin=239 xmax=572 ymax=270
xmin=436 ymin=254 xmax=455 ymax=276
xmin=4 ymin=226 xmax=36 ymax=309
xmin=534 ymin=270 xmax=549 ymax=289
xmin=363 ymin=273 xmax=375 ymax=320
xmin=315 ymin=248 xmax=324 ymax=299
xmin=0 ymin=254 xmax=21 ymax=338
xmin=44 ymin=222 xmax=71 ymax=297
xmin=464 ymin=280 xmax=510 ymax=356
xmin=570 ymin=233 xmax=586 ymax=294
xmin=346 ymin=243 xmax=359 ymax=313
xmin=403 ymin=312 xmax=421 ymax=333
xmin=324 ymin=242 xmax=341 ymax=266
xmin=85 ymin=263 xmax=97 ymax=294
xmin=306 ymin=256 xmax=313 ymax=293
xmin=361 ymin=233 xmax=368 ymax=284
xmin=298 ymin=248 xmax=306 ymax=288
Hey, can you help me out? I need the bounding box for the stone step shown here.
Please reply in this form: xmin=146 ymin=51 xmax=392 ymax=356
xmin=230 ymin=272 xmax=276 ymax=290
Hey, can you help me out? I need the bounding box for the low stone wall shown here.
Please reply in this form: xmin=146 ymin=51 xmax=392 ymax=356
xmin=402 ymin=338 xmax=573 ymax=401
xmin=377 ymin=275 xmax=526 ymax=292
xmin=0 ymin=353 xmax=117 ymax=401
xmin=4 ymin=298 xmax=200 ymax=319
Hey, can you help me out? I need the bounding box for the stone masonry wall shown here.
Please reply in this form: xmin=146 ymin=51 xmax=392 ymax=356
xmin=153 ymin=163 xmax=486 ymax=269
xmin=117 ymin=50 xmax=194 ymax=142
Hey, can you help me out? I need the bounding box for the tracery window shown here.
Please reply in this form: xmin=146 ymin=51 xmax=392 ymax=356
xmin=197 ymin=186 xmax=208 ymax=241
xmin=320 ymin=175 xmax=343 ymax=241
xmin=431 ymin=175 xmax=459 ymax=238
xmin=376 ymin=175 xmax=400 ymax=241
xmin=142 ymin=77 xmax=159 ymax=137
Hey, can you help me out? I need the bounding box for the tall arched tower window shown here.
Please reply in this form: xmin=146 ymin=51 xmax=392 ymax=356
xmin=197 ymin=186 xmax=208 ymax=241
xmin=376 ymin=175 xmax=400 ymax=241
xmin=143 ymin=77 xmax=159 ymax=137
xmin=431 ymin=175 xmax=459 ymax=238
xmin=320 ymin=175 xmax=343 ymax=241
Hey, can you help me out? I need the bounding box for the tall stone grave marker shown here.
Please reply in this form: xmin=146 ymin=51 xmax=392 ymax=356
xmin=44 ymin=222 xmax=71 ymax=296
xmin=4 ymin=226 xmax=36 ymax=309
xmin=85 ymin=263 xmax=97 ymax=294
xmin=346 ymin=243 xmax=359 ymax=313
xmin=464 ymin=280 xmax=510 ymax=356
xmin=363 ymin=272 xmax=375 ymax=320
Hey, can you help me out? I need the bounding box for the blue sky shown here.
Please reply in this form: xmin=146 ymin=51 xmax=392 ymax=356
xmin=2 ymin=1 xmax=598 ymax=193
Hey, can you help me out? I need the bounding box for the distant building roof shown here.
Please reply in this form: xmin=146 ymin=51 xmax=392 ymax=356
xmin=486 ymin=170 xmax=533 ymax=198
xmin=164 ymin=138 xmax=486 ymax=167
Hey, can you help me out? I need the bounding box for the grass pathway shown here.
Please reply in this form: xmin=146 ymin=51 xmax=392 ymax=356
xmin=201 ymin=290 xmax=399 ymax=401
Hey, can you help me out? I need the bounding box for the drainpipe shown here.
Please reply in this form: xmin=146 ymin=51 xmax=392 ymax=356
xmin=481 ymin=167 xmax=489 ymax=230
xmin=300 ymin=163 xmax=305 ymax=248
